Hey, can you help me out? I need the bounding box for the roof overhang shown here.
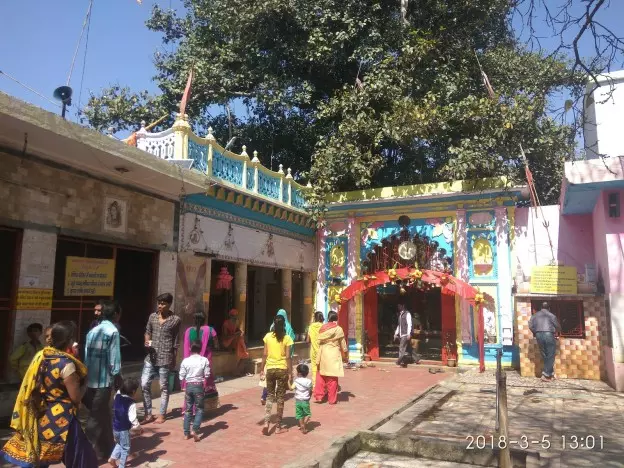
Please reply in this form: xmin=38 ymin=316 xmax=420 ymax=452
xmin=0 ymin=92 xmax=208 ymax=201
xmin=560 ymin=157 xmax=624 ymax=214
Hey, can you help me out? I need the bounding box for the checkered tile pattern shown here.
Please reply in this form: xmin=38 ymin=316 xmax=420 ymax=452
xmin=516 ymin=296 xmax=607 ymax=380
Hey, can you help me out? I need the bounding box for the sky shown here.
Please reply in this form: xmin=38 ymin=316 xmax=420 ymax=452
xmin=1 ymin=1 xmax=623 ymax=131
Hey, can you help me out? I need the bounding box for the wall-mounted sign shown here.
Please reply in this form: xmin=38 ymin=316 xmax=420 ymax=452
xmin=64 ymin=257 xmax=116 ymax=296
xmin=16 ymin=288 xmax=53 ymax=310
xmin=530 ymin=266 xmax=577 ymax=295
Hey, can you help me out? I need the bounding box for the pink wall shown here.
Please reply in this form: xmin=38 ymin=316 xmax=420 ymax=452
xmin=515 ymin=206 xmax=595 ymax=275
xmin=593 ymin=190 xmax=624 ymax=294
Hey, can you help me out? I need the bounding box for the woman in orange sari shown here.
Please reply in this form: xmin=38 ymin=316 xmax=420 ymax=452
xmin=314 ymin=311 xmax=348 ymax=405
xmin=222 ymin=309 xmax=249 ymax=373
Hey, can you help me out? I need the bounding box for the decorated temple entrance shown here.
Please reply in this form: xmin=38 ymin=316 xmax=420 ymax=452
xmin=376 ymin=286 xmax=444 ymax=361
xmin=356 ymin=222 xmax=458 ymax=364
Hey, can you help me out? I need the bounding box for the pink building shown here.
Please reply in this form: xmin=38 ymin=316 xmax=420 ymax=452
xmin=515 ymin=71 xmax=624 ymax=390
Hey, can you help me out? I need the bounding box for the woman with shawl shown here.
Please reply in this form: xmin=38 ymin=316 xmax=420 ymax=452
xmin=181 ymin=311 xmax=220 ymax=411
xmin=261 ymin=309 xmax=296 ymax=405
xmin=2 ymin=321 xmax=97 ymax=467
xmin=306 ymin=311 xmax=325 ymax=388
xmin=313 ymin=310 xmax=348 ymax=405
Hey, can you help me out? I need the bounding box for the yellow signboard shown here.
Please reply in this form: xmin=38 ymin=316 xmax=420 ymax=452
xmin=530 ymin=266 xmax=577 ymax=295
xmin=64 ymin=256 xmax=116 ymax=296
xmin=16 ymin=288 xmax=53 ymax=310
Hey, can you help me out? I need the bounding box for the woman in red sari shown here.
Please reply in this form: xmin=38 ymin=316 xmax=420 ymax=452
xmin=222 ymin=309 xmax=249 ymax=374
xmin=314 ymin=311 xmax=348 ymax=405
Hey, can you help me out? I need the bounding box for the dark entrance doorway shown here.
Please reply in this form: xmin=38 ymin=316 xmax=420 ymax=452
xmin=51 ymin=237 xmax=157 ymax=361
xmin=377 ymin=286 xmax=443 ymax=361
xmin=207 ymin=260 xmax=235 ymax=334
xmin=0 ymin=227 xmax=20 ymax=379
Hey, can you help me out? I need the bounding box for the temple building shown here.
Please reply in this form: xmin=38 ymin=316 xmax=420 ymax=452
xmin=0 ymin=68 xmax=623 ymax=397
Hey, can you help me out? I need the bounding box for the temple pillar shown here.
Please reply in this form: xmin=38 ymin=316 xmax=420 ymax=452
xmin=281 ymin=268 xmax=292 ymax=320
xmin=347 ymin=216 xmax=362 ymax=362
xmin=234 ymin=262 xmax=248 ymax=334
xmin=303 ymin=271 xmax=314 ymax=326
xmin=315 ymin=229 xmax=327 ymax=317
xmin=456 ymin=209 xmax=469 ymax=361
xmin=495 ymin=206 xmax=513 ymax=346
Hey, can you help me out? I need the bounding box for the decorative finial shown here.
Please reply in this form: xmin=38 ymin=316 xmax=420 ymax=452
xmin=278 ymin=164 xmax=284 ymax=175
xmin=252 ymin=150 xmax=260 ymax=163
xmin=207 ymin=127 xmax=215 ymax=141
xmin=241 ymin=145 xmax=249 ymax=158
xmin=306 ymin=181 xmax=312 ymax=188
xmin=107 ymin=127 xmax=115 ymax=137
xmin=140 ymin=120 xmax=146 ymax=129
xmin=286 ymin=168 xmax=293 ymax=179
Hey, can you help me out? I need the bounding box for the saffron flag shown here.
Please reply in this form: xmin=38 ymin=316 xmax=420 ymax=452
xmin=179 ymin=67 xmax=194 ymax=116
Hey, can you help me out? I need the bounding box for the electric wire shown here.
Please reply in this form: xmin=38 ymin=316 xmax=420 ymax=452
xmin=67 ymin=0 xmax=94 ymax=86
xmin=77 ymin=0 xmax=93 ymax=116
xmin=0 ymin=70 xmax=61 ymax=107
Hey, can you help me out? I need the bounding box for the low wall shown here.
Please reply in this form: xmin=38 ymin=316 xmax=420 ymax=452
xmin=516 ymin=295 xmax=608 ymax=380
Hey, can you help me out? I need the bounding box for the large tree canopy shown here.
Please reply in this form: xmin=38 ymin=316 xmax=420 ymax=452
xmin=81 ymin=0 xmax=592 ymax=218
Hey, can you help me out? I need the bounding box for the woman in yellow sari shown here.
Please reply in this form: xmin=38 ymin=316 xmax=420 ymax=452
xmin=1 ymin=321 xmax=97 ymax=467
xmin=306 ymin=311 xmax=324 ymax=388
xmin=314 ymin=311 xmax=348 ymax=405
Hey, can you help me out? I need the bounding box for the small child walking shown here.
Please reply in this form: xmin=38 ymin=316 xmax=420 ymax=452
xmin=291 ymin=363 xmax=313 ymax=434
xmin=179 ymin=340 xmax=211 ymax=441
xmin=109 ymin=377 xmax=142 ymax=468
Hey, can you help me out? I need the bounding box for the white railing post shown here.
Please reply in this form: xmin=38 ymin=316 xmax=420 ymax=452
xmin=278 ymin=164 xmax=285 ymax=202
xmin=286 ymin=168 xmax=293 ymax=206
xmin=252 ymin=151 xmax=260 ymax=194
xmin=206 ymin=127 xmax=215 ymax=177
xmin=241 ymin=145 xmax=249 ymax=189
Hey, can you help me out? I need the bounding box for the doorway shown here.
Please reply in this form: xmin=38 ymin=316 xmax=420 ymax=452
xmin=207 ymin=261 xmax=235 ymax=334
xmin=51 ymin=237 xmax=157 ymax=361
xmin=0 ymin=227 xmax=20 ymax=379
xmin=376 ymin=286 xmax=445 ymax=361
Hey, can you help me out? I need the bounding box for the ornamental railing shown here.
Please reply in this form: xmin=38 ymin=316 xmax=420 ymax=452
xmin=136 ymin=113 xmax=310 ymax=212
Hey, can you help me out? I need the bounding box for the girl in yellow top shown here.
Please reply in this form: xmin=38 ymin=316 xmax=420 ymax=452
xmin=260 ymin=314 xmax=293 ymax=435
xmin=306 ymin=311 xmax=324 ymax=388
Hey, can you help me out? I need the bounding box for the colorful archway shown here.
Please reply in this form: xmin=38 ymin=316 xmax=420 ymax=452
xmin=335 ymin=266 xmax=493 ymax=372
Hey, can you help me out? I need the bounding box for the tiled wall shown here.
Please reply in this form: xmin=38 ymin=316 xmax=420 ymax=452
xmin=516 ymin=295 xmax=608 ymax=380
xmin=0 ymin=151 xmax=175 ymax=247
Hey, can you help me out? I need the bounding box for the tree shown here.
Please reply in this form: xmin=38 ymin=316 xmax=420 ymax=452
xmin=81 ymin=0 xmax=597 ymax=219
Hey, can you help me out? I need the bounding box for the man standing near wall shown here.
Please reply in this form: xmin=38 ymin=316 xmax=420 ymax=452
xmin=529 ymin=302 xmax=561 ymax=381
xmin=141 ymin=293 xmax=181 ymax=424
xmin=394 ymin=302 xmax=413 ymax=368
xmin=84 ymin=300 xmax=122 ymax=460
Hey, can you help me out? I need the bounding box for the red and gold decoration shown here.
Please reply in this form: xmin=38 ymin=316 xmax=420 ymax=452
xmin=215 ymin=266 xmax=233 ymax=290
xmin=340 ymin=266 xmax=494 ymax=373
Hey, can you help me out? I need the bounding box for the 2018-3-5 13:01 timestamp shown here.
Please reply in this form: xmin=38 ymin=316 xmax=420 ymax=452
xmin=466 ymin=435 xmax=605 ymax=450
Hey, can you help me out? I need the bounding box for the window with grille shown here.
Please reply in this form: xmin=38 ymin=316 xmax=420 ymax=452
xmin=531 ymin=300 xmax=585 ymax=338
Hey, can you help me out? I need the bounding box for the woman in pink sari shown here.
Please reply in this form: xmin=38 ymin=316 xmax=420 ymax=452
xmin=181 ymin=312 xmax=220 ymax=411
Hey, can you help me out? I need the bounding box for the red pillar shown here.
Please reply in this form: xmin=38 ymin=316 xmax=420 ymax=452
xmin=478 ymin=304 xmax=485 ymax=372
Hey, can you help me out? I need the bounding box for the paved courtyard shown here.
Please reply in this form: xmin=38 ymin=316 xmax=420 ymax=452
xmin=104 ymin=365 xmax=448 ymax=467
xmin=368 ymin=369 xmax=624 ymax=468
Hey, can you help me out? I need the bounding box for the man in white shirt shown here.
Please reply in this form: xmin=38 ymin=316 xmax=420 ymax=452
xmin=394 ymin=302 xmax=413 ymax=368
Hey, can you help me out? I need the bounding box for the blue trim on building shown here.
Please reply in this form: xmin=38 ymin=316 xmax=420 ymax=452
xmin=562 ymin=179 xmax=624 ymax=214
xmin=461 ymin=343 xmax=516 ymax=365
xmin=184 ymin=193 xmax=315 ymax=237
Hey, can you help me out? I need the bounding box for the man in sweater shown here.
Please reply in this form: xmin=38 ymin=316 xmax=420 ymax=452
xmin=394 ymin=302 xmax=413 ymax=368
xmin=529 ymin=302 xmax=561 ymax=381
